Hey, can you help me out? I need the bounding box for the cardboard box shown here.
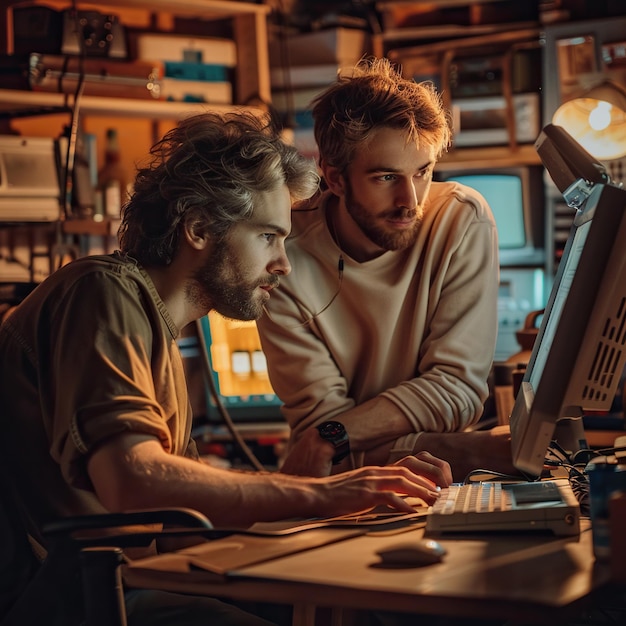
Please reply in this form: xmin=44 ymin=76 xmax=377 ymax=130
xmin=134 ymin=33 xmax=237 ymax=67
xmin=269 ymin=28 xmax=368 ymax=67
xmin=160 ymin=78 xmax=232 ymax=104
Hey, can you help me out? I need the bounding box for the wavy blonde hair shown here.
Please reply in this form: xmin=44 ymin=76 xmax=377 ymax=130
xmin=312 ymin=56 xmax=452 ymax=173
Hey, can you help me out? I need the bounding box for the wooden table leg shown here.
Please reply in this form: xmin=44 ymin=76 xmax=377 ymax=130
xmin=292 ymin=603 xmax=316 ymax=626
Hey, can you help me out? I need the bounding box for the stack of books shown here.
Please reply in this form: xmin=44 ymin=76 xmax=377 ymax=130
xmin=134 ymin=33 xmax=236 ymax=104
xmin=269 ymin=27 xmax=369 ymax=157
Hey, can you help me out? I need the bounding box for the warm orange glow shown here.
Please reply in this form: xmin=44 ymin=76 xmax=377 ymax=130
xmin=553 ymin=81 xmax=626 ymax=160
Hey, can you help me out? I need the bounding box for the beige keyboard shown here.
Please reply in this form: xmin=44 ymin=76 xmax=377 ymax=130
xmin=432 ymin=482 xmax=513 ymax=515
xmin=426 ymin=480 xmax=580 ymax=536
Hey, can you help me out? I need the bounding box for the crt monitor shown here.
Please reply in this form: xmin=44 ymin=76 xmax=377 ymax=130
xmin=197 ymin=312 xmax=283 ymax=423
xmin=510 ymin=124 xmax=626 ymax=478
xmin=434 ymin=165 xmax=545 ymax=266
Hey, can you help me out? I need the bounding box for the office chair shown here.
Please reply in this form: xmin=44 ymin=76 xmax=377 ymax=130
xmin=0 ymin=483 xmax=214 ymax=626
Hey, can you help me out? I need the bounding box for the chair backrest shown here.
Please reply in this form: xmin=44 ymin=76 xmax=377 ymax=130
xmin=0 ymin=478 xmax=42 ymax=621
xmin=0 ymin=480 xmax=37 ymax=589
xmin=0 ymin=478 xmax=87 ymax=626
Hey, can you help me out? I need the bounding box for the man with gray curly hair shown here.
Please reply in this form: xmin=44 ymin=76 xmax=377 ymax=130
xmin=0 ymin=111 xmax=452 ymax=626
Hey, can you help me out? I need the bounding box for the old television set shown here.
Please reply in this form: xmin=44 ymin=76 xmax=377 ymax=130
xmin=197 ymin=312 xmax=283 ymax=423
xmin=510 ymin=124 xmax=626 ymax=478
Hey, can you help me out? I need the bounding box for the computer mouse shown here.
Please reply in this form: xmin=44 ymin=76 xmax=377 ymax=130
xmin=376 ymin=539 xmax=447 ymax=567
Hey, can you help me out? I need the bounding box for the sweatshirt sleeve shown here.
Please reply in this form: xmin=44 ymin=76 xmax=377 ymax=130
xmin=380 ymin=211 xmax=499 ymax=434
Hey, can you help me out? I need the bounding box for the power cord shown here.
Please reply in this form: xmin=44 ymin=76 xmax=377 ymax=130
xmin=461 ymin=439 xmax=597 ymax=515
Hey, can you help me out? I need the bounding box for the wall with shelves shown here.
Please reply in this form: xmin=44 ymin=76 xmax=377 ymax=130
xmin=0 ymin=0 xmax=272 ymax=281
xmin=372 ymin=1 xmax=626 ymax=279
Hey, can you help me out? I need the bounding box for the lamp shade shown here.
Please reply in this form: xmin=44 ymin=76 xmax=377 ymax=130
xmin=552 ymin=80 xmax=626 ymax=160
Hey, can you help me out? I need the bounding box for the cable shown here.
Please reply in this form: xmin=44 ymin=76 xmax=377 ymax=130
xmin=194 ymin=318 xmax=266 ymax=472
xmin=462 ymin=469 xmax=534 ymax=484
xmin=263 ymin=254 xmax=344 ymax=329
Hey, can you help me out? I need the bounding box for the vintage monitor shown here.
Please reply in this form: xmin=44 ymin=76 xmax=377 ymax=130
xmin=510 ymin=124 xmax=626 ymax=478
xmin=197 ymin=312 xmax=283 ymax=423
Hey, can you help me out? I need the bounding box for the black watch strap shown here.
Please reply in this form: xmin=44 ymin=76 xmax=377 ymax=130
xmin=316 ymin=420 xmax=350 ymax=465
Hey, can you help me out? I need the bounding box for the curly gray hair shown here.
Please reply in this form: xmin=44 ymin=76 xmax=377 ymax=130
xmin=119 ymin=111 xmax=319 ymax=265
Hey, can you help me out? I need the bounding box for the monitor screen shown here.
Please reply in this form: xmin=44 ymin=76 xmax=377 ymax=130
xmin=435 ymin=166 xmax=545 ymax=266
xmin=197 ymin=312 xmax=283 ymax=423
xmin=510 ymin=159 xmax=626 ymax=476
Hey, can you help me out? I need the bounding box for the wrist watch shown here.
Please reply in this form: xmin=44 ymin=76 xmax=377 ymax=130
xmin=316 ymin=420 xmax=350 ymax=465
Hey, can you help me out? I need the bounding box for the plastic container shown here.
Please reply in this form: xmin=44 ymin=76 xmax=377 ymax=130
xmin=586 ymin=454 xmax=626 ymax=560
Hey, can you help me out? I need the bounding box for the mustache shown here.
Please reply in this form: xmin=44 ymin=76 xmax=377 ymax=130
xmin=259 ymin=275 xmax=281 ymax=289
xmin=384 ymin=208 xmax=420 ymax=220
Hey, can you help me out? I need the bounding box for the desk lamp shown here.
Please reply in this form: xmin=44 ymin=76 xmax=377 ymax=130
xmin=552 ymin=80 xmax=626 ymax=160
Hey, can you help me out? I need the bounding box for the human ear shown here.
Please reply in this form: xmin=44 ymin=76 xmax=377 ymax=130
xmin=321 ymin=163 xmax=346 ymax=197
xmin=183 ymin=218 xmax=210 ymax=251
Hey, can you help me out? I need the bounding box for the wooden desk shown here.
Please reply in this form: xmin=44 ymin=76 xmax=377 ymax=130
xmin=585 ymin=429 xmax=625 ymax=449
xmin=124 ymin=519 xmax=611 ymax=626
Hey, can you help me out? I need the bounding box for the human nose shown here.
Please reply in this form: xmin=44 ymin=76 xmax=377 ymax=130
xmin=395 ymin=179 xmax=419 ymax=210
xmin=270 ymin=245 xmax=291 ymax=276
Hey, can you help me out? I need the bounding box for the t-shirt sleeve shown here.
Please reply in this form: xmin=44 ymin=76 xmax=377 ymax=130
xmin=45 ymin=271 xmax=178 ymax=489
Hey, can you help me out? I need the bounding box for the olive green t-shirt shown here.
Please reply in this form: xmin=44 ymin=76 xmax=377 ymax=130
xmin=0 ymin=253 xmax=197 ymax=541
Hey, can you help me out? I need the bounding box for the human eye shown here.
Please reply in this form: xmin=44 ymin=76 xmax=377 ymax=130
xmin=374 ymin=173 xmax=397 ymax=182
xmin=416 ymin=165 xmax=434 ymax=179
xmin=261 ymin=233 xmax=276 ymax=243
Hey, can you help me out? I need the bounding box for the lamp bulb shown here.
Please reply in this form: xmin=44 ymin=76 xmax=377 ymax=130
xmin=588 ymin=101 xmax=612 ymax=132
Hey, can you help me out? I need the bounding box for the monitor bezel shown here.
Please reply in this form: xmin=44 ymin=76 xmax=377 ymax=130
xmin=510 ymin=181 xmax=626 ymax=477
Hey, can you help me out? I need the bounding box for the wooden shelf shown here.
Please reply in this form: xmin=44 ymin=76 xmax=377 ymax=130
xmin=61 ymin=217 xmax=120 ymax=236
xmin=381 ymin=22 xmax=538 ymax=46
xmin=436 ymin=143 xmax=541 ymax=170
xmin=382 ymin=26 xmax=541 ymax=60
xmin=0 ymin=89 xmax=265 ymax=121
xmin=377 ymin=0 xmax=522 ymax=8
xmin=5 ymin=0 xmax=269 ymax=19
xmin=586 ymin=430 xmax=626 ymax=449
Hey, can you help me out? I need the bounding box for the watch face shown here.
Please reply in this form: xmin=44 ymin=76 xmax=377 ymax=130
xmin=318 ymin=421 xmax=345 ymax=439
xmin=317 ymin=421 xmax=350 ymax=464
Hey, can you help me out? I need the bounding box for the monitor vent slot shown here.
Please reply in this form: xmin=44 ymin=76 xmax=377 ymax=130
xmin=582 ymin=296 xmax=626 ymax=403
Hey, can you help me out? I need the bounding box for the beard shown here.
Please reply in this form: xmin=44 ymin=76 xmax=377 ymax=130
xmin=190 ymin=239 xmax=278 ymax=321
xmin=344 ymin=180 xmax=423 ymax=251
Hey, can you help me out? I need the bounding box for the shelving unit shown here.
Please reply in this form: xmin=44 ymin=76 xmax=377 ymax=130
xmin=374 ymin=0 xmax=541 ymax=57
xmin=3 ymin=0 xmax=271 ymax=108
xmin=437 ymin=143 xmax=541 ymax=170
xmin=0 ymin=0 xmax=272 ymax=282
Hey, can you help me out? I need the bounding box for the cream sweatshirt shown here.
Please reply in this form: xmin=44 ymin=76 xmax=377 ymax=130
xmin=257 ymin=181 xmax=499 ymax=455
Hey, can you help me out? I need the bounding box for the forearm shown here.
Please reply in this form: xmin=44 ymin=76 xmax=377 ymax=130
xmin=335 ymin=395 xmax=417 ymax=453
xmin=402 ymin=427 xmax=516 ymax=483
xmin=88 ymin=435 xmax=449 ymax=527
xmin=282 ymin=397 xmax=417 ymax=475
xmin=89 ymin=436 xmax=319 ymax=528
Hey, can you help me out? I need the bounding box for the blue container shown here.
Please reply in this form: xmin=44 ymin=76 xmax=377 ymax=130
xmin=587 ymin=455 xmax=626 ymax=560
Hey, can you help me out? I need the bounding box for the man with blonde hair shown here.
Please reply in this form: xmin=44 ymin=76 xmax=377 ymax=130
xmin=258 ymin=58 xmax=513 ymax=481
